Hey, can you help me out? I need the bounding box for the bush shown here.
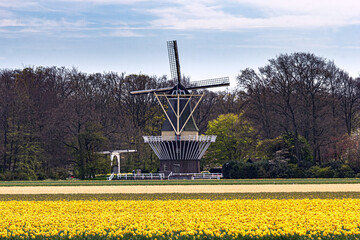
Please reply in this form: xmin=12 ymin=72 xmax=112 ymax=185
xmin=244 ymin=164 xmax=259 ymax=179
xmin=229 ymin=163 xmax=242 ymax=179
xmin=222 ymin=161 xmax=265 ymax=179
xmin=36 ymin=171 xmax=48 ymax=180
xmin=334 ymin=164 xmax=355 ymax=178
xmin=222 ymin=161 xmax=245 ymax=179
xmin=256 ymin=164 xmax=269 ymax=178
xmin=1 ymin=171 xmax=15 ymax=181
xmin=256 ymin=133 xmax=313 ymax=167
xmin=223 ymin=161 xmax=358 ymax=179
xmin=307 ymin=163 xmax=355 ymax=178
xmin=266 ymin=160 xmax=292 ymax=178
xmin=223 ymin=160 xmax=308 ymax=179
xmin=288 ymin=164 xmax=306 ymax=178
xmin=307 ymin=166 xmax=335 ymax=178
xmin=222 ymin=161 xmax=238 ymax=179
xmin=15 ymin=172 xmax=30 ymax=181
xmin=49 ymin=168 xmax=69 ymax=180
xmin=317 ymin=167 xmax=335 ymax=178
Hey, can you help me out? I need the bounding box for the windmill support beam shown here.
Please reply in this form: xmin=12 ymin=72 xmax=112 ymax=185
xmin=179 ymin=93 xmax=204 ymax=133
xmin=154 ymin=92 xmax=178 ymax=134
xmin=154 ymin=92 xmax=205 ymax=136
xmin=177 ymin=93 xmax=180 ymax=134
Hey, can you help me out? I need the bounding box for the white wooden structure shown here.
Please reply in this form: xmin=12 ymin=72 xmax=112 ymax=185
xmin=98 ymin=150 xmax=137 ymax=176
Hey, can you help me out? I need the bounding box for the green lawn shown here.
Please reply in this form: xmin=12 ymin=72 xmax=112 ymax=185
xmin=0 ymin=178 xmax=359 ymax=186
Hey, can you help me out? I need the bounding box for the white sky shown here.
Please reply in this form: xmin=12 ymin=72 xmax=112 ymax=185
xmin=1 ymin=0 xmax=360 ymax=88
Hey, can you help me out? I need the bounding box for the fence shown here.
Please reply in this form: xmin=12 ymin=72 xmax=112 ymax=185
xmin=107 ymin=172 xmax=222 ymax=180
xmin=168 ymin=172 xmax=222 ymax=180
xmin=109 ymin=173 xmax=165 ymax=180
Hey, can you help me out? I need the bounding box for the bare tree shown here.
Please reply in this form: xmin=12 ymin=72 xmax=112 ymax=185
xmin=237 ymin=53 xmax=348 ymax=165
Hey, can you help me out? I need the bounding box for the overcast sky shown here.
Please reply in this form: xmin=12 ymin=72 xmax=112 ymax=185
xmin=1 ymin=0 xmax=360 ymax=87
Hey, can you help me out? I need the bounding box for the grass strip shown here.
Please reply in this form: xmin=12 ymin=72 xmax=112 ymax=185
xmin=0 ymin=178 xmax=360 ymax=186
xmin=1 ymin=192 xmax=360 ymax=201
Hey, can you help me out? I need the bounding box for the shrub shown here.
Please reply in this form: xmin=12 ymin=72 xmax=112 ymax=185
xmin=15 ymin=172 xmax=30 ymax=181
xmin=288 ymin=164 xmax=306 ymax=178
xmin=222 ymin=161 xmax=245 ymax=179
xmin=222 ymin=160 xmax=357 ymax=179
xmin=334 ymin=164 xmax=355 ymax=178
xmin=256 ymin=133 xmax=313 ymax=167
xmin=229 ymin=163 xmax=242 ymax=179
xmin=266 ymin=159 xmax=292 ymax=178
xmin=307 ymin=166 xmax=319 ymax=178
xmin=36 ymin=171 xmax=48 ymax=180
xmin=2 ymin=171 xmax=14 ymax=181
xmin=308 ymin=166 xmax=335 ymax=178
xmin=317 ymin=167 xmax=335 ymax=178
xmin=222 ymin=161 xmax=239 ymax=179
xmin=223 ymin=160 xmax=308 ymax=179
xmin=223 ymin=161 xmax=266 ymax=179
xmin=49 ymin=168 xmax=69 ymax=180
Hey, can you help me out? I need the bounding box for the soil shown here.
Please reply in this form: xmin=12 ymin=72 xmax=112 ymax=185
xmin=0 ymin=184 xmax=360 ymax=194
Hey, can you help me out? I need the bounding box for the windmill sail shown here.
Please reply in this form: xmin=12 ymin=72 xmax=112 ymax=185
xmin=167 ymin=40 xmax=181 ymax=84
xmin=130 ymin=86 xmax=173 ymax=95
xmin=186 ymin=77 xmax=230 ymax=90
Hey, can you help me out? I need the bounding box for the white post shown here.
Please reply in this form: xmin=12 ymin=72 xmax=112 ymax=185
xmin=117 ymin=154 xmax=121 ymax=175
xmin=110 ymin=153 xmax=114 ymax=167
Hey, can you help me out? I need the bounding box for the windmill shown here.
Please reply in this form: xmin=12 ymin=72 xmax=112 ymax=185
xmin=131 ymin=40 xmax=229 ymax=177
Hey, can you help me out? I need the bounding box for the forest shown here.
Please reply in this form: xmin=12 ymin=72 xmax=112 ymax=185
xmin=0 ymin=52 xmax=360 ymax=180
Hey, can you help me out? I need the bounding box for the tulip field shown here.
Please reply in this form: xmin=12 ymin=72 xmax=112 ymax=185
xmin=1 ymin=188 xmax=360 ymax=239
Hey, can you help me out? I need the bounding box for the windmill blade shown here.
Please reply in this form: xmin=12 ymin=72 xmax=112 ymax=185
xmin=167 ymin=40 xmax=181 ymax=84
xmin=186 ymin=77 xmax=230 ymax=90
xmin=130 ymin=87 xmax=174 ymax=95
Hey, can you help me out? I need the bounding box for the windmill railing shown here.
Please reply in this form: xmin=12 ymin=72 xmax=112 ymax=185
xmin=143 ymin=135 xmax=217 ymax=142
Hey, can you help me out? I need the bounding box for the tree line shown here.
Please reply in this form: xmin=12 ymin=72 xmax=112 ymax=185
xmin=0 ymin=52 xmax=359 ymax=180
xmin=0 ymin=67 xmax=232 ymax=180
xmin=208 ymin=52 xmax=360 ymax=178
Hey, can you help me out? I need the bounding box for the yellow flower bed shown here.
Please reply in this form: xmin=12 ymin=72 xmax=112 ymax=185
xmin=1 ymin=199 xmax=360 ymax=239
